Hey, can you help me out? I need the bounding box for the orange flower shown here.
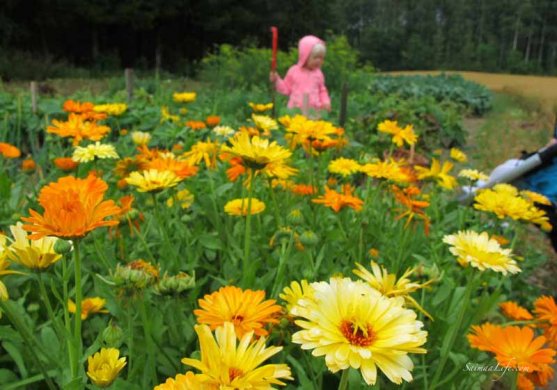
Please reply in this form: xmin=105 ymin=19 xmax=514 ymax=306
xmin=54 ymin=157 xmax=79 ymax=171
xmin=129 ymin=259 xmax=159 ymax=279
xmin=500 ymin=301 xmax=533 ymax=321
xmin=392 ymin=185 xmax=430 ymax=234
xmin=291 ymin=184 xmax=317 ymax=196
xmin=312 ymin=185 xmax=364 ymax=212
xmin=63 ymin=99 xmax=94 ymax=114
xmin=109 ymin=195 xmax=142 ymax=238
xmin=145 ymin=157 xmax=198 ymax=179
xmin=225 ymin=157 xmax=247 ymax=182
xmin=194 ymin=286 xmax=282 ymax=338
xmin=205 ymin=115 xmax=221 ymax=127
xmin=534 ymin=296 xmax=557 ymax=347
xmin=68 ymin=297 xmax=108 ymax=320
xmin=47 ymin=114 xmax=110 ymax=146
xmin=185 ymin=120 xmax=207 ymax=130
xmin=0 ymin=142 xmax=21 ymax=159
xmin=21 ymin=158 xmax=36 ymax=172
xmin=468 ymin=324 xmax=556 ymax=373
xmin=21 ymin=175 xmax=121 ymax=239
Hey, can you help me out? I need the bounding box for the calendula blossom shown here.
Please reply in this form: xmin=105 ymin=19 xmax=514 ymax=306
xmin=47 ymin=114 xmax=111 ymax=146
xmin=166 ymin=189 xmax=194 ymax=209
xmin=160 ymin=106 xmax=180 ymax=123
xmin=415 ymin=158 xmax=457 ymax=189
xmin=0 ymin=142 xmax=22 ymax=158
xmin=280 ymin=279 xmax=314 ymax=315
xmin=93 ymin=103 xmax=127 ymax=116
xmin=72 ymin=142 xmax=119 ymax=163
xmin=450 ymin=148 xmax=467 ymax=162
xmin=131 ymin=131 xmax=151 ymax=145
xmin=377 ymin=120 xmax=417 ymax=147
xmin=212 ymin=125 xmax=235 ymax=138
xmin=173 ymin=92 xmax=196 ymax=103
xmin=68 ymin=297 xmax=109 ymax=320
xmin=224 ymin=198 xmax=266 ymax=217
xmin=87 ymin=348 xmax=127 ymax=388
xmin=290 ymin=277 xmax=427 ymax=385
xmin=181 ymin=322 xmax=292 ymax=388
xmin=312 ymin=185 xmax=364 ymax=212
xmin=360 ymin=160 xmax=412 ymax=183
xmin=7 ymin=223 xmax=62 ymax=270
xmin=155 ymin=372 xmax=202 ymax=389
xmin=328 ymin=157 xmax=361 ymax=177
xmin=534 ymin=296 xmax=557 ymax=348
xmin=500 ymin=301 xmax=533 ymax=321
xmin=252 ymin=114 xmax=278 ymax=135
xmin=458 ymin=169 xmax=489 ymax=181
xmin=521 ymin=190 xmax=552 ymax=206
xmin=222 ymin=132 xmax=292 ymax=171
xmin=125 ymin=169 xmax=181 ymax=192
xmin=443 ymin=230 xmax=520 ymax=274
xmin=183 ymin=140 xmax=220 ymax=169
xmin=248 ymin=102 xmax=273 ymax=112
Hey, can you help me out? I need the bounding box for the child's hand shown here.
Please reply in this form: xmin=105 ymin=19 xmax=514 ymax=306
xmin=269 ymin=71 xmax=278 ymax=83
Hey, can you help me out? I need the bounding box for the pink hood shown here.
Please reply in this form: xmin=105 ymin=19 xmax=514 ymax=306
xmin=297 ymin=35 xmax=325 ymax=66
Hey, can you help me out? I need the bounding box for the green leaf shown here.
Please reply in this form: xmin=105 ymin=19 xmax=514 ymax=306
xmin=2 ymin=341 xmax=28 ymax=378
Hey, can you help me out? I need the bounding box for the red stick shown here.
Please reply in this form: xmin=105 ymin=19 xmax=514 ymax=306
xmin=271 ymin=26 xmax=278 ymax=71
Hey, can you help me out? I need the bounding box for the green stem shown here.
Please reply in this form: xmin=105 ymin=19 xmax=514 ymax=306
xmin=129 ymin=217 xmax=156 ymax=262
xmin=430 ymin=273 xmax=476 ymax=388
xmin=152 ymin=193 xmax=178 ymax=262
xmin=71 ymin=240 xmax=83 ymax=385
xmin=61 ymin=254 xmax=73 ymax=377
xmin=0 ymin=301 xmax=58 ymax=390
xmin=267 ymin=177 xmax=282 ymax=227
xmin=127 ymin=302 xmax=134 ymax=380
xmin=338 ymin=369 xmax=349 ymax=390
xmin=36 ymin=273 xmax=63 ymax=338
xmin=271 ymin=235 xmax=294 ymax=297
xmin=139 ymin=297 xmax=157 ymax=386
xmin=241 ymin=172 xmax=255 ymax=286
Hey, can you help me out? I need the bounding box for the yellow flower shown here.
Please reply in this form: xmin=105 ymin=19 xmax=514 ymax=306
xmin=458 ymin=169 xmax=489 ymax=181
xmin=221 ymin=132 xmax=294 ymax=174
xmin=181 ymin=322 xmax=293 ymax=388
xmin=212 ymin=125 xmax=235 ymax=138
xmin=251 ymin=114 xmax=278 ymax=135
xmin=328 ymin=157 xmax=361 ymax=177
xmin=93 ymin=103 xmax=127 ymax=116
xmin=183 ymin=140 xmax=220 ymax=169
xmin=290 ymin=277 xmax=427 ymax=385
xmin=353 ymin=261 xmax=435 ymax=319
xmin=125 ymin=169 xmax=181 ymax=192
xmin=86 ymin=348 xmax=126 ymax=388
xmin=415 ymin=158 xmax=456 ymax=189
xmin=166 ymin=189 xmax=194 ymax=209
xmin=131 ymin=131 xmax=151 ymax=146
xmin=161 ymin=106 xmax=180 ymax=123
xmin=377 ymin=120 xmax=417 ymax=147
xmin=521 ymin=190 xmax=552 ymax=206
xmin=248 ymin=102 xmax=273 ymax=112
xmin=7 ymin=223 xmax=62 ymax=270
xmin=72 ymin=142 xmax=119 ymax=163
xmin=360 ymin=160 xmax=412 ymax=183
xmin=173 ymin=92 xmax=196 ymax=103
xmin=155 ymin=372 xmax=202 ymax=389
xmin=224 ymin=198 xmax=265 ymax=216
xmin=443 ymin=230 xmax=520 ymax=274
xmin=68 ymin=297 xmax=109 ymax=320
xmin=282 ymin=115 xmax=339 ymax=149
xmin=0 ymin=235 xmax=23 ymax=303
xmin=279 ymin=280 xmax=314 ymax=315
xmin=450 ymin=148 xmax=467 ymax=162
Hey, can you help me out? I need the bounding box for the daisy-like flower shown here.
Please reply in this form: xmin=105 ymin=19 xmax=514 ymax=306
xmin=252 ymin=114 xmax=278 ymax=135
xmin=290 ymin=277 xmax=427 ymax=385
xmin=377 ymin=120 xmax=417 ymax=147
xmin=68 ymin=297 xmax=109 ymax=320
xmin=173 ymin=92 xmax=196 ymax=103
xmin=280 ymin=280 xmax=314 ymax=315
xmin=521 ymin=190 xmax=552 ymax=206
xmin=392 ymin=185 xmax=430 ymax=234
xmin=47 ymin=114 xmax=111 ymax=146
xmin=224 ymin=198 xmax=266 ymax=216
xmin=21 ymin=175 xmax=120 ymax=239
xmin=212 ymin=125 xmax=236 ymax=138
xmin=194 ymin=286 xmax=281 ymax=337
xmin=500 ymin=301 xmax=533 ymax=321
xmin=281 ymin=115 xmax=339 ymax=149
xmin=468 ymin=324 xmax=555 ymax=374
xmin=222 ymin=132 xmax=292 ymax=172
xmin=443 ymin=230 xmax=520 ymax=274
xmin=72 ymin=142 xmax=119 ymax=163
xmin=53 ymin=157 xmax=79 ymax=171
xmin=183 ymin=140 xmax=220 ymax=169
xmin=94 ymin=103 xmax=128 ymax=116
xmin=63 ymin=99 xmax=94 ymax=114
xmin=145 ymin=156 xmax=198 ymax=179
xmin=534 ymin=296 xmax=557 ymax=348
xmin=205 ymin=115 xmax=221 ymax=127
xmin=131 ymin=131 xmax=151 ymax=146
xmin=353 ymin=261 xmax=434 ymax=319
xmin=328 ymin=157 xmax=362 ymax=177
xmin=86 ymin=348 xmax=126 ymax=388
xmin=7 ymin=223 xmax=62 ymax=270
xmin=154 ymin=372 xmax=202 ymax=389
xmin=450 ymin=148 xmax=467 ymax=162
xmin=248 ymin=102 xmax=273 ymax=112
xmin=458 ymin=169 xmax=489 ymax=181
xmin=0 ymin=236 xmax=24 ymax=303
xmin=360 ymin=160 xmax=413 ymax=183
xmin=312 ymin=185 xmax=364 ymax=212
xmin=291 ymin=184 xmax=317 ymax=196
xmin=181 ymin=322 xmax=292 ymax=388
xmin=415 ymin=158 xmax=456 ymax=190
xmin=186 ymin=120 xmax=207 ymax=130
xmin=166 ymin=189 xmax=195 ymax=209
xmin=125 ymin=169 xmax=181 ymax=192
xmin=21 ymin=158 xmax=36 ymax=172
xmin=0 ymin=142 xmax=22 ymax=158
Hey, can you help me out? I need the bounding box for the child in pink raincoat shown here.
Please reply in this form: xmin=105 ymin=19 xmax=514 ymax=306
xmin=269 ymin=35 xmax=331 ymax=116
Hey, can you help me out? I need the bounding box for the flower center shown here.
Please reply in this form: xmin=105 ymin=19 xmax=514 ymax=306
xmin=340 ymin=319 xmax=375 ymax=347
xmin=231 ymin=314 xmax=244 ymax=326
xmin=229 ymin=367 xmax=243 ymax=381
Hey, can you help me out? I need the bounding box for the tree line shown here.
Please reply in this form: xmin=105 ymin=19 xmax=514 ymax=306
xmin=0 ymin=0 xmax=556 ymax=77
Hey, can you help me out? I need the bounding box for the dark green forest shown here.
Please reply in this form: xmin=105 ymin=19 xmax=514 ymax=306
xmin=1 ymin=0 xmax=556 ymax=79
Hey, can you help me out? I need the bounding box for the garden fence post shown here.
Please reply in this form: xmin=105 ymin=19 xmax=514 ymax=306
xmin=302 ymin=93 xmax=309 ymax=117
xmin=125 ymin=68 xmax=134 ymax=103
xmin=30 ymin=81 xmax=38 ymax=114
xmin=339 ymin=82 xmax=348 ymax=127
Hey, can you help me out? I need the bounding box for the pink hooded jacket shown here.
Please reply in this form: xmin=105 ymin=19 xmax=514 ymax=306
xmin=274 ymin=35 xmax=331 ymax=110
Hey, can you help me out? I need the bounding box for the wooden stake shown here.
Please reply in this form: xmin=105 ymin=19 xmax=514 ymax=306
xmin=302 ymin=93 xmax=309 ymax=117
xmin=125 ymin=68 xmax=134 ymax=102
xmin=30 ymin=81 xmax=38 ymax=114
xmin=339 ymin=82 xmax=349 ymax=127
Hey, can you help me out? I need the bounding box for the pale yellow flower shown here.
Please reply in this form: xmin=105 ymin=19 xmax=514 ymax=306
xmin=212 ymin=125 xmax=236 ymax=138
xmin=166 ymin=189 xmax=194 ymax=209
xmin=7 ymin=222 xmax=62 ymax=270
xmin=72 ymin=142 xmax=119 ymax=163
xmin=458 ymin=169 xmax=489 ymax=181
xmin=252 ymin=114 xmax=278 ymax=135
xmin=131 ymin=131 xmax=151 ymax=146
xmin=125 ymin=169 xmax=181 ymax=192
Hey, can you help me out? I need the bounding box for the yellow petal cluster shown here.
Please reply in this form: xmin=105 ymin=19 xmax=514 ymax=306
xmin=72 ymin=142 xmax=119 ymax=163
xmin=131 ymin=131 xmax=151 ymax=146
xmin=328 ymin=157 xmax=361 ymax=177
xmin=415 ymin=158 xmax=456 ymax=189
xmin=224 ymin=198 xmax=265 ymax=216
xmin=125 ymin=169 xmax=181 ymax=192
xmin=7 ymin=223 xmax=62 ymax=270
xmin=93 ymin=103 xmax=128 ymax=116
xmin=377 ymin=120 xmax=418 ymax=147
xmin=173 ymin=92 xmax=197 ymax=103
xmin=86 ymin=348 xmax=126 ymax=388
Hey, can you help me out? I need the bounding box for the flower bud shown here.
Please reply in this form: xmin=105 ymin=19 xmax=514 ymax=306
xmin=287 ymin=209 xmax=304 ymax=225
xmin=102 ymin=321 xmax=124 ymax=348
xmin=54 ymin=239 xmax=73 ymax=255
xmin=299 ymin=230 xmax=318 ymax=247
